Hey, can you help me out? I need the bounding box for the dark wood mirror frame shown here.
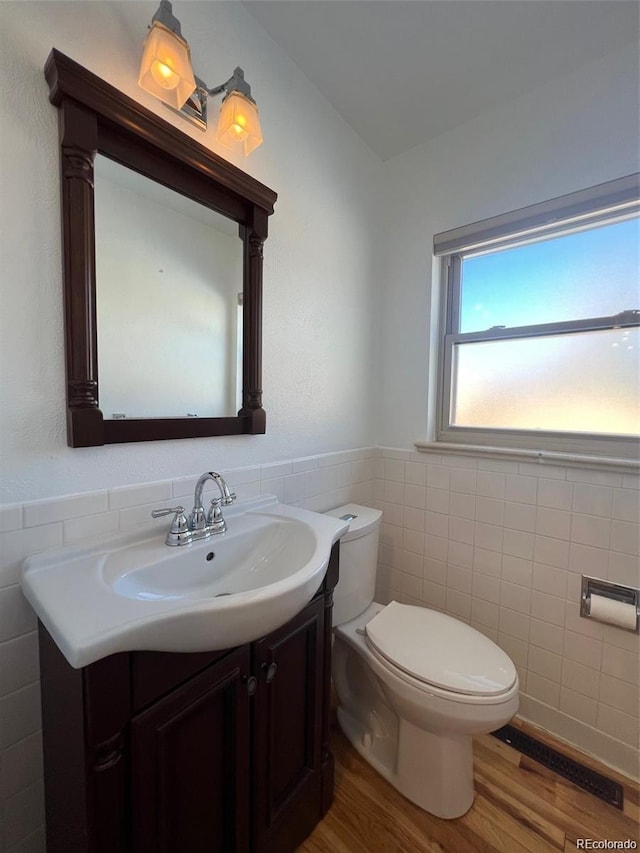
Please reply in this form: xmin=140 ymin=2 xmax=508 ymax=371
xmin=45 ymin=49 xmax=277 ymax=447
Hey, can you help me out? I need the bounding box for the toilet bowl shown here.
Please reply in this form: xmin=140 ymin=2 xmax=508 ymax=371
xmin=325 ymin=504 xmax=519 ymax=819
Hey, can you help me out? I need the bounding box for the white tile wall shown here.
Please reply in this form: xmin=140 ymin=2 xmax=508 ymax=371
xmin=0 ymin=448 xmax=377 ymax=852
xmin=375 ymin=447 xmax=640 ymax=780
xmin=1 ymin=444 xmax=638 ymax=849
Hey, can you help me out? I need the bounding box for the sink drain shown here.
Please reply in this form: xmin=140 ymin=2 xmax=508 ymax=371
xmin=214 ymin=592 xmax=232 ymax=597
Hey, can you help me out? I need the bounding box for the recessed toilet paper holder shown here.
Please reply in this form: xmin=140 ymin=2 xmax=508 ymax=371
xmin=580 ymin=575 xmax=639 ymax=633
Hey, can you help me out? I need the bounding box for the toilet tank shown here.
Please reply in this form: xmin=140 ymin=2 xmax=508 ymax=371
xmin=324 ymin=504 xmax=382 ymax=626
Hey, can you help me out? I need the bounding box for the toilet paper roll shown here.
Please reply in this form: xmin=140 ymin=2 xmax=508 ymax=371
xmin=589 ymin=593 xmax=638 ymax=631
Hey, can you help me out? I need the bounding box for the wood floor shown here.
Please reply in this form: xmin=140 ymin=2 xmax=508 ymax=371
xmin=299 ymin=721 xmax=640 ymax=853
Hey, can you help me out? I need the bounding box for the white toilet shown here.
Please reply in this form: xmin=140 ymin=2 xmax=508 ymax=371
xmin=325 ymin=504 xmax=519 ymax=820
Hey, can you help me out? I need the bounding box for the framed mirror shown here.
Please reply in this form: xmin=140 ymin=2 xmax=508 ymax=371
xmin=45 ymin=49 xmax=277 ymax=446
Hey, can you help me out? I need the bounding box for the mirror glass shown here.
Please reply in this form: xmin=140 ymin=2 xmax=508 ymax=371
xmin=94 ymin=155 xmax=243 ymax=419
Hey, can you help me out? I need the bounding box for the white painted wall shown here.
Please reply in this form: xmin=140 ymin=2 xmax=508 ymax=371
xmin=0 ymin=1 xmax=381 ymax=504
xmin=0 ymin=4 xmax=639 ymax=849
xmin=377 ymin=39 xmax=640 ymax=449
xmin=373 ymin=40 xmax=640 ymax=778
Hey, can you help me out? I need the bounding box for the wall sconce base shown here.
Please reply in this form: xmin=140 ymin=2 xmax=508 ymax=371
xmin=175 ymin=79 xmax=208 ymax=130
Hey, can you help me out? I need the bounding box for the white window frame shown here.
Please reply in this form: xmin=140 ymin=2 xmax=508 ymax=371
xmin=430 ymin=174 xmax=640 ymax=464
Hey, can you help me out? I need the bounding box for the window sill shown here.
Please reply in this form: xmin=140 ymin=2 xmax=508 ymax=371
xmin=414 ymin=440 xmax=640 ymax=473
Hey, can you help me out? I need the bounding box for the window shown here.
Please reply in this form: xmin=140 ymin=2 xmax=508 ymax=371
xmin=434 ymin=175 xmax=640 ymax=460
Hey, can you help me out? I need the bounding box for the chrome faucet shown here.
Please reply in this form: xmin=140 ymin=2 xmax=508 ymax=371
xmin=189 ymin=471 xmax=236 ymax=535
xmin=152 ymin=471 xmax=236 ymax=546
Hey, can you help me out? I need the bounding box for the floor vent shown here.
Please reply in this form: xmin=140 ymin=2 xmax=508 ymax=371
xmin=491 ymin=724 xmax=624 ymax=810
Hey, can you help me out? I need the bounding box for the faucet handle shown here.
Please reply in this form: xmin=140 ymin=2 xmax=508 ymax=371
xmin=151 ymin=505 xmax=186 ymax=522
xmin=204 ymin=498 xmax=228 ymax=534
xmin=151 ymin=506 xmax=192 ymax=546
xmin=209 ymin=472 xmax=236 ymax=505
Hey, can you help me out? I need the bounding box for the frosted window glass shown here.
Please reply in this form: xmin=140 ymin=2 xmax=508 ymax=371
xmin=451 ymin=328 xmax=640 ymax=435
xmin=460 ymin=218 xmax=639 ymax=333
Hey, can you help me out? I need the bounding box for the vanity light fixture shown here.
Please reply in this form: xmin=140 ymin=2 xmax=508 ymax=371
xmin=138 ymin=0 xmax=263 ymax=155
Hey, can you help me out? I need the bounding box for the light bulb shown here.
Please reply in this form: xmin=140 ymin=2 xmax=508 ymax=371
xmin=229 ymin=121 xmax=249 ymax=141
xmin=150 ymin=59 xmax=180 ymax=90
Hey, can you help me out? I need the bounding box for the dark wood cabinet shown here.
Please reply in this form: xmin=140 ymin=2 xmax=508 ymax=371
xmin=38 ymin=543 xmax=339 ymax=853
xmin=253 ymin=596 xmax=324 ymax=853
xmin=130 ymin=646 xmax=251 ymax=853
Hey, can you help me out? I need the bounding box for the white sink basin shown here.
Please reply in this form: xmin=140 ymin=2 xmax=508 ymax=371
xmin=106 ymin=512 xmax=317 ymax=601
xmin=21 ymin=496 xmax=349 ymax=668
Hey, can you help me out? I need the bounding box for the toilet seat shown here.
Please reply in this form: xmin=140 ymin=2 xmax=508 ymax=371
xmin=364 ymin=601 xmax=516 ymax=698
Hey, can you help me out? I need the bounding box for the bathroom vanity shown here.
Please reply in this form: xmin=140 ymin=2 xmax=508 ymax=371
xmin=38 ymin=542 xmax=338 ymax=853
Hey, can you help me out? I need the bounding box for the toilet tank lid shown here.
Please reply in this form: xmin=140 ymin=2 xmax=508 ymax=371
xmin=324 ymin=504 xmax=382 ymax=542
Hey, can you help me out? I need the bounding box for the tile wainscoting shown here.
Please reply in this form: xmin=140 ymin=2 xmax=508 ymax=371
xmin=0 ymin=448 xmax=377 ymax=853
xmin=0 ymin=445 xmax=638 ymax=850
xmin=373 ymin=447 xmax=640 ymax=781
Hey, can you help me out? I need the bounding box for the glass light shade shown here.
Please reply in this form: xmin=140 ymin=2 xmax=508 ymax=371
xmin=138 ymin=22 xmax=196 ymax=110
xmin=216 ymin=92 xmax=263 ymax=156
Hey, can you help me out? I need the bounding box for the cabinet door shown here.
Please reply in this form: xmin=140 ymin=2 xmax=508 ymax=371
xmin=253 ymin=595 xmax=324 ymax=853
xmin=130 ymin=645 xmax=251 ymax=853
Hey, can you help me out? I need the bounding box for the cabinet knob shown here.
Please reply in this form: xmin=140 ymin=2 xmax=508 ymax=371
xmin=262 ymin=662 xmax=278 ymax=684
xmin=245 ymin=675 xmax=258 ymax=696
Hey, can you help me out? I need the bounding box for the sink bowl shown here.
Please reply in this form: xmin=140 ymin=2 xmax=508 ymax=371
xmin=106 ymin=513 xmax=317 ymax=601
xmin=21 ymin=496 xmax=349 ymax=668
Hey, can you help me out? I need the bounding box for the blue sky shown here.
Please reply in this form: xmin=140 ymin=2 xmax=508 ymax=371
xmin=460 ymin=217 xmax=639 ymax=332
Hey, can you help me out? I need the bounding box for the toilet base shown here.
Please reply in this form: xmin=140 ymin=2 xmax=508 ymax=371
xmin=337 ymin=706 xmax=474 ymax=820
